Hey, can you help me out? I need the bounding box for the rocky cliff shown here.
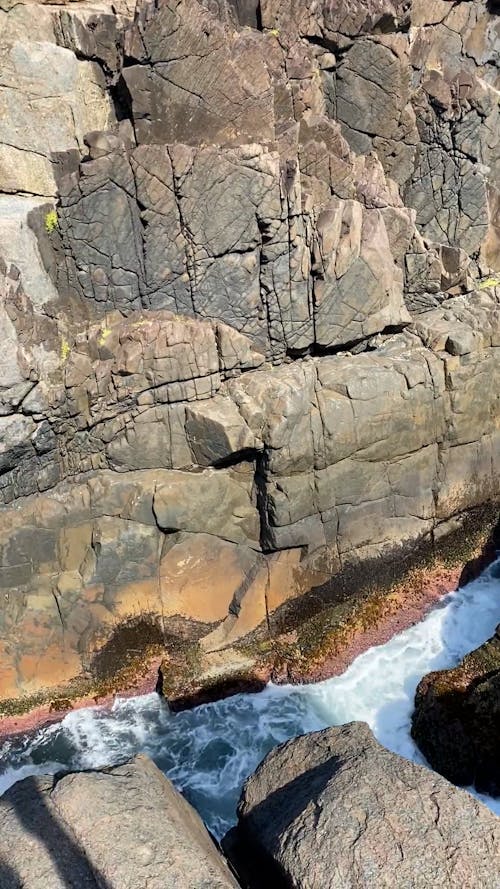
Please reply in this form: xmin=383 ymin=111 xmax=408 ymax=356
xmin=0 ymin=0 xmax=499 ymax=713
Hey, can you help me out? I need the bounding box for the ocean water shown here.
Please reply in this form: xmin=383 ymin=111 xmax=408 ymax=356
xmin=1 ymin=559 xmax=499 ymax=838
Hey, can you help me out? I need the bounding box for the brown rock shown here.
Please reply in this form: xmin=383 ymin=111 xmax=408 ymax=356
xmin=0 ymin=755 xmax=239 ymax=888
xmin=412 ymin=622 xmax=500 ymax=795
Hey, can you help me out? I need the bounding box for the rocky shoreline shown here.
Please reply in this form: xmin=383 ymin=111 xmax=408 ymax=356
xmin=412 ymin=617 xmax=500 ymax=797
xmin=225 ymin=723 xmax=500 ymax=888
xmin=0 ymin=0 xmax=499 ymax=883
xmin=1 ymin=505 xmax=497 ymax=741
xmin=1 ymin=725 xmax=498 ymax=888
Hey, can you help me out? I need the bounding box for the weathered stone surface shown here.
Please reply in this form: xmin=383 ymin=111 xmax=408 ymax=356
xmin=0 ymin=0 xmax=499 ymax=710
xmin=124 ymin=0 xmax=274 ymax=146
xmin=50 ymin=0 xmax=499 ymax=353
xmin=0 ymin=22 xmax=116 ymax=197
xmin=0 ymin=291 xmax=499 ymax=704
xmin=229 ymin=722 xmax=500 ymax=888
xmin=260 ymin=0 xmax=410 ymax=43
xmin=153 ymin=465 xmax=260 ymax=546
xmin=312 ymin=197 xmax=411 ymax=347
xmin=185 ymin=397 xmax=258 ymax=466
xmin=0 ymin=198 xmax=60 ymax=310
xmin=159 ymin=532 xmax=262 ymax=624
xmin=60 ymin=136 xmax=408 ymax=349
xmin=412 ymin=621 xmax=500 ymax=796
xmin=0 ymin=755 xmax=239 ymax=888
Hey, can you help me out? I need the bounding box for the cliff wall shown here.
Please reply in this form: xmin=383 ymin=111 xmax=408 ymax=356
xmin=0 ymin=0 xmax=498 ymax=710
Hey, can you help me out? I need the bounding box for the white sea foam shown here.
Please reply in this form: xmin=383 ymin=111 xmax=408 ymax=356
xmin=1 ymin=559 xmax=499 ymax=836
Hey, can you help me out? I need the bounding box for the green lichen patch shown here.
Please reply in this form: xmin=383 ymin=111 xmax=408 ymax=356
xmin=44 ymin=208 xmax=58 ymax=234
xmin=60 ymin=338 xmax=71 ymax=362
xmin=478 ymin=276 xmax=500 ymax=290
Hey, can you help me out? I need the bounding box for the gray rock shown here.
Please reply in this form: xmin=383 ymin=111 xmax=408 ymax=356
xmin=0 ymin=755 xmax=239 ymax=888
xmin=123 ymin=0 xmax=274 ymax=146
xmin=0 ymin=0 xmax=500 ymax=711
xmin=260 ymin=0 xmax=410 ymax=43
xmin=185 ymin=396 xmax=258 ymax=466
xmin=0 ymin=21 xmax=115 ymax=197
xmin=153 ymin=465 xmax=260 ymax=547
xmin=229 ymin=723 xmax=500 ymax=888
xmin=0 ymin=198 xmax=60 ymax=310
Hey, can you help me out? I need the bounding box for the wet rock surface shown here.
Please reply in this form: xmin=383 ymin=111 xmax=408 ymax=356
xmin=227 ymin=722 xmax=500 ymax=888
xmin=0 ymin=754 xmax=239 ymax=888
xmin=0 ymin=0 xmax=499 ymax=709
xmin=412 ymin=620 xmax=500 ymax=796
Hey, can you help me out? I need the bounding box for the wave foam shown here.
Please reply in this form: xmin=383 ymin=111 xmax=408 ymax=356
xmin=1 ymin=560 xmax=499 ymax=836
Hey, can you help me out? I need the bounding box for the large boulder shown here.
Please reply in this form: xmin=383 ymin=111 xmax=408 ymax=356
xmin=227 ymin=723 xmax=500 ymax=888
xmin=0 ymin=755 xmax=239 ymax=888
xmin=412 ymin=622 xmax=500 ymax=796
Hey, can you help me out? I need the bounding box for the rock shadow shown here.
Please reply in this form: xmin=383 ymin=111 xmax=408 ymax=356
xmin=459 ymin=514 xmax=500 ymax=587
xmin=224 ymin=758 xmax=340 ymax=889
xmin=0 ymin=857 xmax=22 ymax=889
xmin=0 ymin=774 xmax=113 ymax=888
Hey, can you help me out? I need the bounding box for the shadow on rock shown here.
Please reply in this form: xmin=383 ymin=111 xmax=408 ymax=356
xmin=0 ymin=857 xmax=22 ymax=889
xmin=224 ymin=757 xmax=341 ymax=889
xmin=458 ymin=514 xmax=500 ymax=587
xmin=0 ymin=774 xmax=112 ymax=888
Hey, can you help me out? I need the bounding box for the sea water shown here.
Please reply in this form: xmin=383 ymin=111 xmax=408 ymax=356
xmin=1 ymin=559 xmax=499 ymax=838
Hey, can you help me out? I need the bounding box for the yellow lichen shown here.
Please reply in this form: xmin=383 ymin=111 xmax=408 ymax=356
xmin=60 ymin=338 xmax=71 ymax=362
xmin=268 ymin=28 xmax=280 ymax=36
xmin=45 ymin=209 xmax=58 ymax=234
xmin=478 ymin=276 xmax=500 ymax=290
xmin=98 ymin=326 xmax=112 ymax=346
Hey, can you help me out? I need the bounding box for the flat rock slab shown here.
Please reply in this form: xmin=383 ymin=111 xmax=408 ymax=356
xmin=229 ymin=722 xmax=500 ymax=888
xmin=0 ymin=755 xmax=239 ymax=888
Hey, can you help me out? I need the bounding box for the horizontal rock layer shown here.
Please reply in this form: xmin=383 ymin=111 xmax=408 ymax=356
xmin=1 ymin=290 xmax=499 ymax=704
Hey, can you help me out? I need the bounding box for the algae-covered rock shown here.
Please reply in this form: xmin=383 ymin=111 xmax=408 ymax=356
xmin=412 ymin=621 xmax=500 ymax=795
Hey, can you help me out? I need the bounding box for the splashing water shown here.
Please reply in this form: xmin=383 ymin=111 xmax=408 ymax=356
xmin=1 ymin=560 xmax=499 ymax=838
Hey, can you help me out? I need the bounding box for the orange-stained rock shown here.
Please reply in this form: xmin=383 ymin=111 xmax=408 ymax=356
xmin=0 ymin=0 xmax=499 ymax=722
xmin=159 ymin=532 xmax=261 ymax=624
xmin=200 ymin=548 xmax=328 ymax=652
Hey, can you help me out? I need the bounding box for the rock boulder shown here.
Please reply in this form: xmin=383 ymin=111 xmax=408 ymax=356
xmin=412 ymin=621 xmax=500 ymax=796
xmin=227 ymin=722 xmax=500 ymax=888
xmin=0 ymin=755 xmax=239 ymax=888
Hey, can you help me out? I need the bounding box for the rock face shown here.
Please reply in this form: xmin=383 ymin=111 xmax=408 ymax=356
xmin=412 ymin=620 xmax=500 ymax=796
xmin=0 ymin=754 xmax=239 ymax=888
xmin=0 ymin=0 xmax=499 ymax=710
xmin=227 ymin=722 xmax=500 ymax=888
